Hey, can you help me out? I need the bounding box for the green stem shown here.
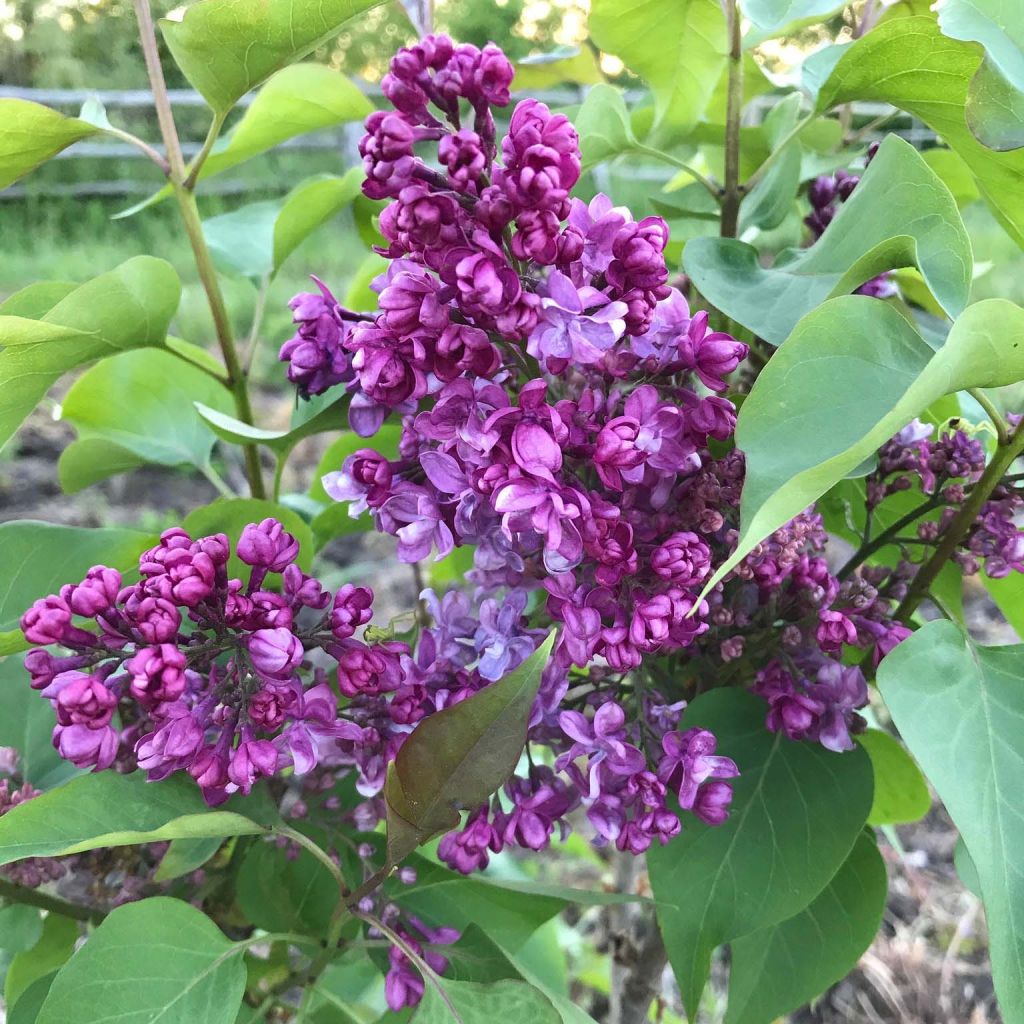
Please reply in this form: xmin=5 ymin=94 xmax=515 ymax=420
xmin=719 ymin=0 xmax=743 ymax=238
xmin=968 ymin=387 xmax=1011 ymax=446
xmin=275 ymin=825 xmax=349 ymax=896
xmin=742 ymin=114 xmax=814 ymax=194
xmin=0 ymin=878 xmax=105 ymax=924
xmin=201 ymin=462 xmax=236 ymax=499
xmin=102 ymin=125 xmax=170 ymax=175
xmin=896 ymin=424 xmax=1024 ymax=623
xmin=132 ymin=0 xmax=266 ymax=500
xmin=185 ymin=111 xmax=227 ymax=189
xmin=635 ymin=145 xmax=721 ymax=200
xmin=836 ymin=496 xmax=941 ymax=580
xmin=244 ymin=274 xmax=272 ymax=377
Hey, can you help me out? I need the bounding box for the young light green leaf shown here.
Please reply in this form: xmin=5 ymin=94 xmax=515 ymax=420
xmin=153 ymin=837 xmax=224 ymax=883
xmin=412 ymin=977 xmax=560 ymax=1024
xmin=57 ymin=439 xmax=149 ymax=495
xmin=0 ymin=100 xmax=101 ymax=190
xmin=9 ymin=972 xmax=60 ymax=1024
xmin=0 ymin=772 xmax=273 ymax=865
xmin=183 ymin=499 xmax=315 ymax=574
xmin=36 ymin=898 xmax=246 ymax=1024
xmin=647 ymin=689 xmax=873 ymax=1019
xmin=741 ymin=0 xmax=844 ymax=34
xmin=0 ymin=256 xmax=180 ymax=448
xmin=273 ymin=170 xmax=363 ymax=274
xmin=726 ymin=830 xmax=887 ymax=1024
xmin=815 ymin=15 xmax=1024 ymax=246
xmin=923 ymin=148 xmax=981 ymax=208
xmin=0 ymin=520 xmax=154 ymax=633
xmin=203 ymin=201 xmax=281 ymax=281
xmin=0 ymin=281 xmax=77 ymax=318
xmin=588 ymin=0 xmax=727 ymax=137
xmin=4 ymin=914 xmax=79 ymax=1009
xmin=738 ymin=93 xmax=804 ymax=232
xmin=514 ymin=47 xmax=603 ymax=89
xmin=0 ymin=657 xmax=80 ymax=791
xmin=61 ymin=349 xmax=234 ymax=474
xmin=686 ymin=135 xmax=972 ymax=344
xmin=857 ymin=729 xmax=931 ymax=825
xmin=697 ymin=296 xmax=1024 ymax=599
xmin=385 ymin=633 xmax=555 ymax=864
xmin=983 ymin=571 xmax=1024 ymax=638
xmin=574 ymin=84 xmax=642 ymax=169
xmin=160 ymin=0 xmax=385 ymax=115
xmin=878 ymin=621 xmax=1024 ymax=1023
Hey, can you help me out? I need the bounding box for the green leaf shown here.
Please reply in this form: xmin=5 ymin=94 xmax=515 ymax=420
xmin=966 ymin=58 xmax=1024 ymax=152
xmin=61 ymin=349 xmax=234 ymax=475
xmin=0 ymin=520 xmax=154 ymax=632
xmin=0 ymin=772 xmax=272 ymax=866
xmin=36 ymin=898 xmax=246 ymax=1024
xmin=697 ymin=296 xmax=1024 ymax=599
xmin=58 ymin=439 xmax=147 ymax=495
xmin=647 ymin=689 xmax=873 ymax=1018
xmin=183 ymin=499 xmax=316 ymax=574
xmin=955 ymin=835 xmax=983 ymax=898
xmin=0 ymin=656 xmax=80 ymax=791
xmin=5 ymin=915 xmax=79 ymax=1008
xmin=574 ymin=85 xmax=642 ymax=169
xmin=343 ymin=252 xmax=390 ymax=310
xmin=878 ymin=620 xmax=1024 ymax=1022
xmin=153 ymin=837 xmax=224 ymax=883
xmin=738 ymin=93 xmax=803 ymax=233
xmin=685 ymin=135 xmax=972 ymax=345
xmin=725 ymin=830 xmax=887 ymax=1024
xmin=815 ymin=15 xmax=1024 ymax=247
xmin=983 ymin=571 xmax=1024 ymax=638
xmin=165 ymin=337 xmax=229 ymax=382
xmin=0 ymin=282 xmax=77 ymax=319
xmin=937 ymin=0 xmax=1024 ymax=92
xmin=0 ymin=906 xmax=43 ymax=954
xmin=274 ymin=170 xmax=363 ymax=274
xmin=514 ymin=47 xmax=603 ymax=90
xmin=588 ymin=0 xmax=727 ymax=137
xmin=203 ymin=201 xmax=281 ymax=281
xmin=236 ymin=839 xmax=336 ymax=937
xmin=0 ymin=101 xmax=100 ymax=191
xmin=9 ymin=972 xmax=59 ymax=1024
xmin=161 ymin=0 xmax=385 ymax=115
xmin=194 ymin=393 xmax=348 ymax=457
xmin=857 ymin=729 xmax=931 ymax=825
xmin=384 ymin=634 xmax=555 ymax=864
xmin=0 ymin=256 xmax=181 ymax=449
xmin=740 ymin=0 xmax=843 ymax=34
xmin=311 ymin=503 xmax=376 ymax=550
xmin=411 ymin=977 xmax=559 ymax=1024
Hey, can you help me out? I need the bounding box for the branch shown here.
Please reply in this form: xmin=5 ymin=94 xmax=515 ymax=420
xmin=0 ymin=877 xmax=105 ymax=924
xmin=719 ymin=0 xmax=743 ymax=238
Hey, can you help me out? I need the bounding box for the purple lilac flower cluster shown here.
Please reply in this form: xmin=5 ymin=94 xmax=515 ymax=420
xmin=873 ymin=419 xmax=1024 ymax=578
xmin=18 ymin=518 xmax=402 ymax=805
xmin=805 ymin=143 xmax=896 ymax=299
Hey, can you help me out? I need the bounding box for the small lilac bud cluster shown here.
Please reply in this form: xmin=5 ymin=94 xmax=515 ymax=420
xmin=805 ymin=143 xmax=895 ymax=299
xmin=20 ymin=519 xmax=403 ymax=805
xmin=0 ymin=754 xmax=66 ymax=888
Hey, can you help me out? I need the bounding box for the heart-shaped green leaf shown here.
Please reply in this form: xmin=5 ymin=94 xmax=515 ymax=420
xmin=0 ymin=101 xmax=100 ymax=191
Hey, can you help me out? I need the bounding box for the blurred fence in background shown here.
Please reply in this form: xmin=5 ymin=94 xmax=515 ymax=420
xmin=0 ymin=84 xmax=935 ymax=201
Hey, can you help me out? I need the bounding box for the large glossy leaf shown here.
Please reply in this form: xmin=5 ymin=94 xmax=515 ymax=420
xmin=36 ymin=898 xmax=246 ymax=1024
xmin=685 ymin=135 xmax=972 ymax=344
xmin=273 ymin=170 xmax=363 ymax=274
xmin=815 ymin=15 xmax=1024 ymax=246
xmin=726 ymin=830 xmax=887 ymax=1024
xmin=857 ymin=729 xmax=931 ymax=826
xmin=698 ymin=297 xmax=1024 ymax=598
xmin=966 ymin=58 xmax=1024 ymax=152
xmin=0 ymin=772 xmax=273 ymax=865
xmin=182 ymin=499 xmax=315 ymax=575
xmin=937 ymin=0 xmax=1024 ymax=92
xmin=647 ymin=689 xmax=873 ymax=1018
xmin=0 ymin=657 xmax=79 ymax=791
xmin=61 ymin=349 xmax=233 ymax=475
xmin=161 ymin=0 xmax=386 ymax=114
xmin=384 ymin=634 xmax=555 ymax=864
xmin=0 ymin=257 xmax=180 ymax=448
xmin=203 ymin=201 xmax=281 ymax=281
xmin=0 ymin=282 xmax=76 ymax=318
xmin=0 ymin=101 xmax=100 ymax=191
xmin=412 ymin=977 xmax=560 ymax=1024
xmin=740 ymin=0 xmax=843 ymax=33
xmin=58 ymin=439 xmax=147 ymax=495
xmin=878 ymin=621 xmax=1024 ymax=1022
xmin=0 ymin=520 xmax=154 ymax=633
xmin=588 ymin=0 xmax=727 ymax=136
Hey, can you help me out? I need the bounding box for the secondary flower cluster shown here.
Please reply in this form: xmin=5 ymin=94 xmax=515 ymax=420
xmin=18 ymin=518 xmax=406 ymax=805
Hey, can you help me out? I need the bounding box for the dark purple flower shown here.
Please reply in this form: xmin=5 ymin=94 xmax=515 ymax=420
xmin=248 ymin=628 xmax=304 ymax=679
xmin=126 ymin=644 xmax=187 ymax=705
xmin=237 ymin=518 xmax=300 ymax=573
xmin=657 ymin=728 xmax=738 ymax=814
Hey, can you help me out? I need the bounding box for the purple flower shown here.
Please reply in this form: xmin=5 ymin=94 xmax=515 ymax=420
xmin=228 ymin=733 xmax=279 ymax=794
xmin=378 ymin=484 xmax=455 ymax=562
xmin=437 ymin=805 xmax=503 ymax=873
xmin=248 ymin=628 xmax=304 ymax=679
xmin=651 ymin=531 xmax=711 ymax=586
xmin=53 ymin=672 xmax=117 ymax=728
xmin=657 ymin=728 xmax=738 ymax=814
xmin=278 ymin=278 xmax=352 ymax=398
xmin=126 ymin=644 xmax=187 ymax=705
xmin=557 ymin=702 xmax=646 ymax=790
xmin=473 ymin=589 xmax=536 ymax=681
xmin=331 ymin=584 xmax=374 ymax=640
xmin=527 ymin=271 xmax=627 ymax=367
xmin=237 ymin=519 xmax=300 ymax=573
xmin=59 ymin=566 xmax=121 ymax=617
